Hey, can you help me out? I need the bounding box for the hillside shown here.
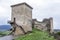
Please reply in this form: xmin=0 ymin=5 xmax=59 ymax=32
xmin=15 ymin=29 xmax=55 ymax=40
xmin=0 ymin=25 xmax=11 ymax=31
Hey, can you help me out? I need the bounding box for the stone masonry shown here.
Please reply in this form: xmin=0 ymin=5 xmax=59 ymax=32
xmin=9 ymin=2 xmax=53 ymax=36
xmin=32 ymin=17 xmax=53 ymax=33
xmin=10 ymin=2 xmax=33 ymax=36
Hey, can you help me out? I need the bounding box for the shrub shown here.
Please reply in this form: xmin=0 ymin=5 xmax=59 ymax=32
xmin=57 ymin=32 xmax=60 ymax=35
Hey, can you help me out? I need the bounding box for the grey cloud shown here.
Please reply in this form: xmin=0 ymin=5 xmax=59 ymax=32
xmin=32 ymin=2 xmax=60 ymax=29
xmin=0 ymin=17 xmax=9 ymax=25
xmin=0 ymin=0 xmax=60 ymax=29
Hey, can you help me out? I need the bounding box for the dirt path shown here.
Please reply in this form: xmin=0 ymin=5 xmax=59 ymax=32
xmin=0 ymin=35 xmax=13 ymax=40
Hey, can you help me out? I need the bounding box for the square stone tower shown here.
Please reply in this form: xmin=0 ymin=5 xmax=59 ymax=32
xmin=11 ymin=2 xmax=33 ymax=34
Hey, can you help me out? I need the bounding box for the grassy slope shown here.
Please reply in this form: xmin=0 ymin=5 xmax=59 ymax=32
xmin=15 ymin=29 xmax=55 ymax=40
xmin=0 ymin=31 xmax=11 ymax=36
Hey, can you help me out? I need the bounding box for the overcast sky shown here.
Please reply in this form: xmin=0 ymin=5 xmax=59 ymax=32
xmin=0 ymin=0 xmax=60 ymax=29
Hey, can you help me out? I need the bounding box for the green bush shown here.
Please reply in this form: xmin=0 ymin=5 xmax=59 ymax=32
xmin=57 ymin=32 xmax=60 ymax=35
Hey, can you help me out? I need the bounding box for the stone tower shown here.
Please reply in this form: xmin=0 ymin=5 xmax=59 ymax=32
xmin=10 ymin=2 xmax=33 ymax=35
xmin=49 ymin=17 xmax=53 ymax=33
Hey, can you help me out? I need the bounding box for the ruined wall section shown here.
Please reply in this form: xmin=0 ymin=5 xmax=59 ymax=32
xmin=33 ymin=19 xmax=47 ymax=31
xmin=33 ymin=17 xmax=53 ymax=33
xmin=49 ymin=18 xmax=53 ymax=33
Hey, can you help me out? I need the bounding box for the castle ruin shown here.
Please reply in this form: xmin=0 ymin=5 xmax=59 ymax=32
xmin=9 ymin=2 xmax=53 ymax=36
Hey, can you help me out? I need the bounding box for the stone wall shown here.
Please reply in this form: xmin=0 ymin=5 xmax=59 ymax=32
xmin=32 ymin=17 xmax=53 ymax=33
xmin=11 ymin=3 xmax=33 ymax=35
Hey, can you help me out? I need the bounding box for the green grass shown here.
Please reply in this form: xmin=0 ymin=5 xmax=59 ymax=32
xmin=0 ymin=31 xmax=11 ymax=36
xmin=15 ymin=29 xmax=55 ymax=40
